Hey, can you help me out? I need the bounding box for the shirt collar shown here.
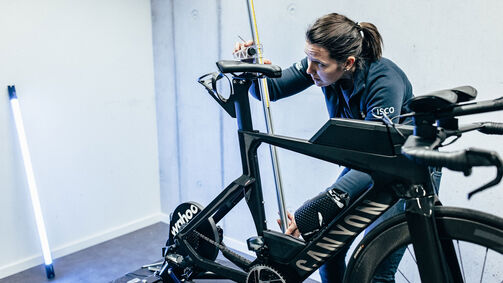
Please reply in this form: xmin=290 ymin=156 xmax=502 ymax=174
xmin=331 ymin=62 xmax=369 ymax=100
xmin=352 ymin=62 xmax=369 ymax=96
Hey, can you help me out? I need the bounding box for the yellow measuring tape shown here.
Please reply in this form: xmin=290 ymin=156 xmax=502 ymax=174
xmin=248 ymin=0 xmax=271 ymax=107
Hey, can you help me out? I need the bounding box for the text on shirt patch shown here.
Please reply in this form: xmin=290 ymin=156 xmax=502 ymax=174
xmin=295 ymin=61 xmax=303 ymax=71
xmin=372 ymin=106 xmax=395 ymax=117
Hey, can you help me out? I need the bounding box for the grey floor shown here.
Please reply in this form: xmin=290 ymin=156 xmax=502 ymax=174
xmin=1 ymin=222 xmax=169 ymax=283
xmin=1 ymin=222 xmax=317 ymax=283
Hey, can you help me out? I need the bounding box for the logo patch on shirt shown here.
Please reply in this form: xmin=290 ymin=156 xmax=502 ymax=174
xmin=295 ymin=60 xmax=303 ymax=71
xmin=371 ymin=106 xmax=395 ymax=118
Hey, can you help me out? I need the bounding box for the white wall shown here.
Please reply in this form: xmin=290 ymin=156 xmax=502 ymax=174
xmin=0 ymin=0 xmax=161 ymax=278
xmin=153 ymin=0 xmax=503 ymax=280
xmin=151 ymin=0 xmax=180 ymax=215
xmin=152 ymin=0 xmax=282 ymax=246
xmin=250 ymin=0 xmax=503 ymax=216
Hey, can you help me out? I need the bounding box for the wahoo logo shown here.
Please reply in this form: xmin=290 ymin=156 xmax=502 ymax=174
xmin=170 ymin=204 xmax=199 ymax=236
xmin=295 ymin=200 xmax=390 ymax=272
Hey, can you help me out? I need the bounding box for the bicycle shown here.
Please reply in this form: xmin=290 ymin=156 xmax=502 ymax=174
xmin=148 ymin=60 xmax=503 ymax=283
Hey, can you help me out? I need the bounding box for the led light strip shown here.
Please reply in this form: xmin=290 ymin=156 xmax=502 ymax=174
xmin=8 ymin=86 xmax=55 ymax=279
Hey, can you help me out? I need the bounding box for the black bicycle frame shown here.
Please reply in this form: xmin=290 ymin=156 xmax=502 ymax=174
xmin=174 ymin=77 xmax=460 ymax=282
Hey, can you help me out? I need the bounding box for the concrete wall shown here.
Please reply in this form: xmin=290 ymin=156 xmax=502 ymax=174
xmin=0 ymin=0 xmax=161 ymax=278
xmin=153 ymin=0 xmax=503 ymax=280
xmin=154 ymin=0 xmax=503 ymax=236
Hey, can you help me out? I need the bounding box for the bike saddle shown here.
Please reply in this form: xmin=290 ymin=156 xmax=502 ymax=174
xmin=216 ymin=60 xmax=282 ymax=78
xmin=409 ymin=85 xmax=477 ymax=113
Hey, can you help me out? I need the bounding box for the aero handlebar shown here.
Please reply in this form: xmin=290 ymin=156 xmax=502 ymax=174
xmin=401 ymin=96 xmax=503 ymax=198
xmin=402 ymin=137 xmax=503 ymax=198
xmin=478 ymin=122 xmax=503 ymax=135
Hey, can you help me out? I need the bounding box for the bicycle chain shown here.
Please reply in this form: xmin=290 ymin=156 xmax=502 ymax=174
xmin=192 ymin=229 xmax=287 ymax=283
xmin=192 ymin=230 xmax=253 ymax=268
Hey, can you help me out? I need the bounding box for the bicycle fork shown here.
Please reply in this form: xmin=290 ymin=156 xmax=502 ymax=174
xmin=405 ymin=188 xmax=463 ymax=283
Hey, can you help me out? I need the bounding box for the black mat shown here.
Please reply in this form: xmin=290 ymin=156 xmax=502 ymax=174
xmin=113 ymin=258 xmax=319 ymax=283
xmin=111 ymin=264 xmax=157 ymax=283
xmin=111 ymin=259 xmax=238 ymax=283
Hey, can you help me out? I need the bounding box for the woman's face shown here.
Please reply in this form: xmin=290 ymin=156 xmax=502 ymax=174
xmin=305 ymin=41 xmax=347 ymax=87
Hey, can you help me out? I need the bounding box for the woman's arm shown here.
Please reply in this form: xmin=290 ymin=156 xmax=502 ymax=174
xmin=250 ymin=57 xmax=314 ymax=101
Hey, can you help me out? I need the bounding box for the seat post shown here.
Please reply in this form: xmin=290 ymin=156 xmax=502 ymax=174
xmin=232 ymin=78 xmax=254 ymax=131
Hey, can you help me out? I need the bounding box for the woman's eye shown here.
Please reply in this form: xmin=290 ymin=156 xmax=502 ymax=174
xmin=308 ymin=58 xmax=326 ymax=68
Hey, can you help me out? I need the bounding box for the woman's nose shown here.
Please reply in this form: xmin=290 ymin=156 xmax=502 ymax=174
xmin=306 ymin=62 xmax=315 ymax=74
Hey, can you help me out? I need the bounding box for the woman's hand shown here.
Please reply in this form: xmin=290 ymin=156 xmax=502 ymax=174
xmin=232 ymin=40 xmax=271 ymax=64
xmin=233 ymin=39 xmax=254 ymax=54
xmin=277 ymin=211 xmax=300 ymax=238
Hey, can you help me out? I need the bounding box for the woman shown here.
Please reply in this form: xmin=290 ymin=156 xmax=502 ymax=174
xmin=235 ymin=13 xmax=440 ymax=282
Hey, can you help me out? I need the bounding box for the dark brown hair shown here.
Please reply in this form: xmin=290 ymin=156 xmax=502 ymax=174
xmin=306 ymin=13 xmax=383 ymax=70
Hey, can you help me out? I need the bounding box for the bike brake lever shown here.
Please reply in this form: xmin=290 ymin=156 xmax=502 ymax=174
xmin=466 ymin=149 xmax=503 ymax=199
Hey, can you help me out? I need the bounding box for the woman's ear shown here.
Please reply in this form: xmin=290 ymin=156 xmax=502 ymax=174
xmin=345 ymin=56 xmax=356 ymax=70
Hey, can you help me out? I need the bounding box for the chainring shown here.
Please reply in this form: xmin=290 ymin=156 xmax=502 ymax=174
xmin=246 ymin=264 xmax=286 ymax=283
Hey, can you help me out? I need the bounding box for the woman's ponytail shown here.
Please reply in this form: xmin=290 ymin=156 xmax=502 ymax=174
xmin=359 ymin=22 xmax=383 ymax=61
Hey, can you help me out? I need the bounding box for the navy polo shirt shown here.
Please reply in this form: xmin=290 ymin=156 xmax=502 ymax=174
xmin=251 ymin=57 xmax=414 ymax=123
